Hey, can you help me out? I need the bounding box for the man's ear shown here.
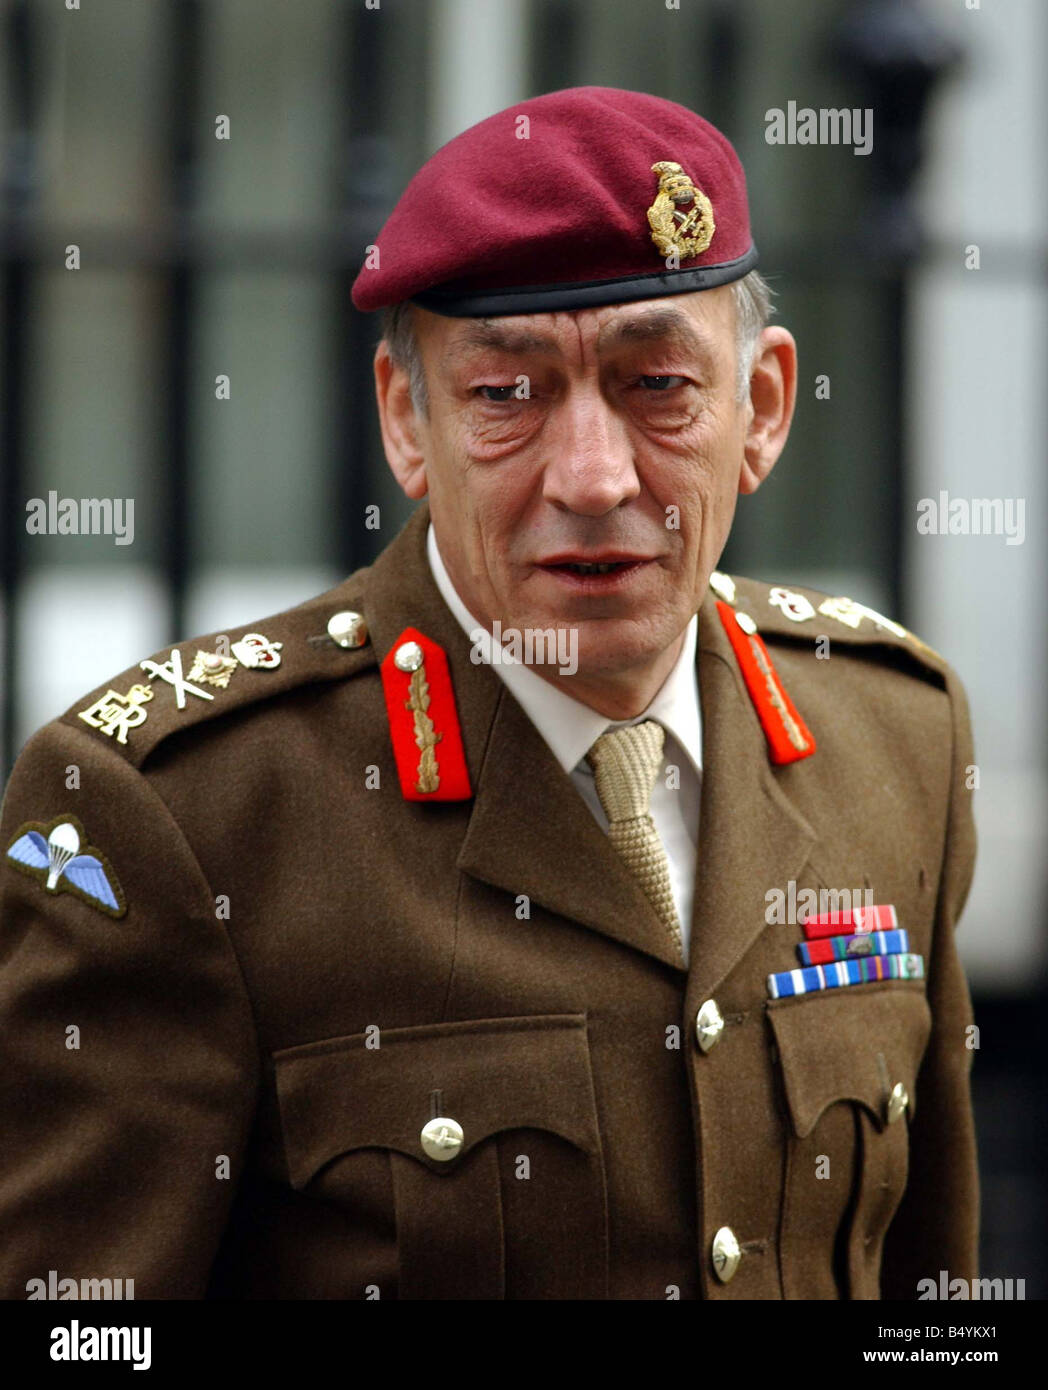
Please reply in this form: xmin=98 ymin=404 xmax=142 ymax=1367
xmin=739 ymin=326 xmax=797 ymax=495
xmin=374 ymin=340 xmax=428 ymax=500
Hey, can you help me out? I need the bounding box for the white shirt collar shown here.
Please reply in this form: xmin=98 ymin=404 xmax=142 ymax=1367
xmin=426 ymin=522 xmax=702 ymax=777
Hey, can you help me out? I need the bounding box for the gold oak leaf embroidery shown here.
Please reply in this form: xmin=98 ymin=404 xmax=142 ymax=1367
xmin=405 ymin=664 xmax=443 ymax=794
xmin=749 ymin=639 xmax=810 ymax=752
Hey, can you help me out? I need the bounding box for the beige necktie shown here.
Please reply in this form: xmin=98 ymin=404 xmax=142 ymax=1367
xmin=586 ymin=720 xmax=684 ymax=962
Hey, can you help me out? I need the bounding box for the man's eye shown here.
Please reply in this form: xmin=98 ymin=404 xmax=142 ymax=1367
xmin=639 ymin=375 xmax=688 ymax=391
xmin=476 ymin=385 xmax=518 ymax=402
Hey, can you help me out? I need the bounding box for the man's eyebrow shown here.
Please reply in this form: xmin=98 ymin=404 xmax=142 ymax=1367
xmin=598 ymin=309 xmax=712 ymax=355
xmin=450 ymin=320 xmax=560 ymax=356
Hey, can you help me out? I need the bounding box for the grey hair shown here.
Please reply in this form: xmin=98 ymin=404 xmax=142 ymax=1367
xmin=380 ymin=267 xmax=774 ymax=415
xmin=381 ymin=299 xmax=431 ymax=416
xmin=730 ymin=268 xmax=774 ymax=402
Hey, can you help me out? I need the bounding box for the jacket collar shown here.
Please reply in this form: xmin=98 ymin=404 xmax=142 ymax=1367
xmin=685 ymin=605 xmax=817 ymax=999
xmin=362 ymin=503 xmax=817 ymax=980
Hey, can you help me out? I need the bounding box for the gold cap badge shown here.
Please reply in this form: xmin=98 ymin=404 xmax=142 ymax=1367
xmin=647 ymin=161 xmax=715 ymax=261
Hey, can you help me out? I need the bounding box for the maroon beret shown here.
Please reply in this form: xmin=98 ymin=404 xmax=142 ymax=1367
xmin=351 ymin=85 xmax=757 ymax=317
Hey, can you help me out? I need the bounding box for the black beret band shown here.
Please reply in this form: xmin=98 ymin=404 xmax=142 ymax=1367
xmin=411 ymin=245 xmax=760 ymax=318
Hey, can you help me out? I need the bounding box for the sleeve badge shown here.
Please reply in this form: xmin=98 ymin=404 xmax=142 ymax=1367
xmin=5 ymin=815 xmax=126 ymax=918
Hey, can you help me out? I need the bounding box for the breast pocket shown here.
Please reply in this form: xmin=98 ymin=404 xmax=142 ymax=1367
xmin=273 ymin=1012 xmax=609 ymax=1299
xmin=767 ymin=982 xmax=932 ymax=1300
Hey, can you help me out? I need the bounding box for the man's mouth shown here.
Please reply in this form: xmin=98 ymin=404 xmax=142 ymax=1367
xmin=536 ymin=555 xmax=654 ymax=588
xmin=558 ymin=560 xmax=631 ymax=575
xmin=540 ymin=552 xmax=651 ymax=569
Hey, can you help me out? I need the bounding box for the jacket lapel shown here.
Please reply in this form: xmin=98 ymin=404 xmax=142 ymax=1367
xmin=685 ymin=591 xmax=819 ymax=1005
xmin=362 ymin=504 xmax=689 ymax=971
xmin=362 ymin=506 xmax=818 ymax=980
xmin=456 ymin=682 xmax=688 ymax=969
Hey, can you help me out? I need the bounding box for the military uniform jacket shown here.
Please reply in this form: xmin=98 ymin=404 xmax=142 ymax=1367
xmin=0 ymin=503 xmax=979 ymax=1300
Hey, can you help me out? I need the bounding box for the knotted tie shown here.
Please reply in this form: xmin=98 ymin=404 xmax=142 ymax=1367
xmin=586 ymin=719 xmax=684 ymax=962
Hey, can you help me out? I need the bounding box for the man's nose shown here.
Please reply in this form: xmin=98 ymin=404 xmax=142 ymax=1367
xmin=541 ymin=386 xmax=640 ymax=516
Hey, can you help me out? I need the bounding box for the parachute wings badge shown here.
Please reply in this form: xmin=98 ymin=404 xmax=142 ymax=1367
xmin=6 ymin=816 xmax=126 ymax=917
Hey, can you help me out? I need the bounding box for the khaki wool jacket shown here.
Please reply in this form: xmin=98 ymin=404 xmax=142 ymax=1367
xmin=0 ymin=502 xmax=979 ymax=1300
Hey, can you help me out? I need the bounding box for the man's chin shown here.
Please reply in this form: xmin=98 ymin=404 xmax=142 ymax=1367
xmin=488 ymin=598 xmax=691 ymax=680
xmin=551 ymin=622 xmax=679 ymax=681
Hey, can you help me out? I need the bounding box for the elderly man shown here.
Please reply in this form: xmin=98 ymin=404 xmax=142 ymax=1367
xmin=0 ymin=87 xmax=977 ymax=1301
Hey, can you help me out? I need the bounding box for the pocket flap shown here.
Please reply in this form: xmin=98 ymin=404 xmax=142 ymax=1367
xmin=767 ymin=982 xmax=932 ymax=1138
xmin=273 ymin=1013 xmax=600 ymax=1187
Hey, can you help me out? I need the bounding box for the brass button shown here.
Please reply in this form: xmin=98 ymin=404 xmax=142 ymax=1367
xmin=694 ymin=999 xmax=724 ymax=1054
xmin=886 ymin=1081 xmax=909 ymax=1125
xmin=420 ymin=1116 xmax=463 ymax=1161
xmin=711 ymin=1226 xmax=741 ymax=1283
xmin=394 ymin=640 xmax=424 ymax=673
xmin=327 ymin=611 xmax=368 ymax=649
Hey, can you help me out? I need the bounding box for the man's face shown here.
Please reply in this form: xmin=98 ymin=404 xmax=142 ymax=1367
xmin=386 ymin=288 xmax=776 ymax=689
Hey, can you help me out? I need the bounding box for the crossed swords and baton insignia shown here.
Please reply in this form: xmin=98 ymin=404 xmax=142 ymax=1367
xmin=77 ymin=633 xmax=283 ymax=745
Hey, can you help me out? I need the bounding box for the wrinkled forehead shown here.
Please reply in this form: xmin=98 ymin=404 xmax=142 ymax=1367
xmin=414 ymin=288 xmax=736 ymax=365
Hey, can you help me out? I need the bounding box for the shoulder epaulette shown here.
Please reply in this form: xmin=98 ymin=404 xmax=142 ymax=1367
xmin=58 ymin=584 xmax=377 ymax=770
xmin=706 ymin=570 xmax=949 ymax=767
xmin=709 ymin=571 xmax=946 ymax=669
